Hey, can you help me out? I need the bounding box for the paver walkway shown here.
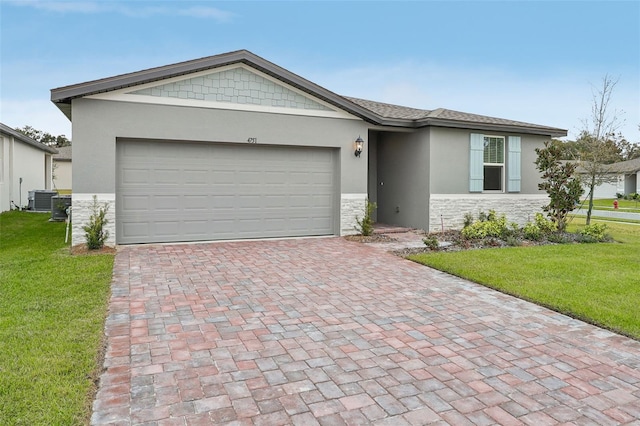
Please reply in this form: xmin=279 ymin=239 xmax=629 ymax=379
xmin=92 ymin=237 xmax=640 ymax=425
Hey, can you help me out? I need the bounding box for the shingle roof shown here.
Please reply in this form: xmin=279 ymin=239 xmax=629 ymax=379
xmin=0 ymin=123 xmax=59 ymax=154
xmin=51 ymin=50 xmax=567 ymax=137
xmin=53 ymin=145 xmax=72 ymax=161
xmin=608 ymin=157 xmax=640 ymax=173
xmin=345 ymin=97 xmax=566 ymax=135
xmin=344 ymin=97 xmax=433 ymax=120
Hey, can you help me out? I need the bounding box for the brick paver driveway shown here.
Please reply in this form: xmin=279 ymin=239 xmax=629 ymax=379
xmin=92 ymin=237 xmax=640 ymax=425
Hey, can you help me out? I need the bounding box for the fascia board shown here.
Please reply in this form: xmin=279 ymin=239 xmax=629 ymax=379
xmin=415 ymin=118 xmax=568 ymax=137
xmin=51 ymin=53 xmax=243 ymax=102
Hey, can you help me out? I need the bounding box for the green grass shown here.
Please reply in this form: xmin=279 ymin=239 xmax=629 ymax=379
xmin=585 ymin=198 xmax=640 ymax=213
xmin=408 ymin=219 xmax=640 ymax=339
xmin=569 ymin=214 xmax=640 ymax=225
xmin=0 ymin=211 xmax=114 ymax=425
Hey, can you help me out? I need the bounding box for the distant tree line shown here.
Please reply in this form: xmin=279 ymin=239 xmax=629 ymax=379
xmin=15 ymin=125 xmax=71 ymax=147
xmin=549 ymin=132 xmax=640 ymax=164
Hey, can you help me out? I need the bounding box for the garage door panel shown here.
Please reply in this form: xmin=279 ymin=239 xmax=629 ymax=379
xmin=120 ymin=194 xmax=151 ymax=213
xmin=117 ymin=140 xmax=337 ymax=244
xmin=121 ymin=221 xmax=150 ymax=239
xmin=155 ymin=169 xmax=181 ymax=184
xmin=154 ymin=195 xmax=181 ymax=211
xmin=154 ymin=221 xmax=181 ymax=237
xmin=183 ymin=195 xmax=209 ymax=210
xmin=184 ymin=170 xmax=209 ymax=185
xmin=183 ymin=220 xmax=209 ymax=236
xmin=121 ymin=168 xmax=150 ymax=185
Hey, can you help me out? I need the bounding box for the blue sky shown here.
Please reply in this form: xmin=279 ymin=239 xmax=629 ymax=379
xmin=1 ymin=0 xmax=638 ymax=141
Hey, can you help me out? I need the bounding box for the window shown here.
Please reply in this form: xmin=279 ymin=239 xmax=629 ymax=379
xmin=483 ymin=136 xmax=504 ymax=191
xmin=469 ymin=134 xmax=520 ymax=193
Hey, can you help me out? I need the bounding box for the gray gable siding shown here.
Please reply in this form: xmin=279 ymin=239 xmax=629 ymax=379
xmin=130 ymin=67 xmax=332 ymax=111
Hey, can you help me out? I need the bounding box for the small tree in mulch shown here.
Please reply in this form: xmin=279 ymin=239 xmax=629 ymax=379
xmin=355 ymin=199 xmax=377 ymax=236
xmin=83 ymin=195 xmax=109 ymax=250
xmin=535 ymin=141 xmax=584 ymax=232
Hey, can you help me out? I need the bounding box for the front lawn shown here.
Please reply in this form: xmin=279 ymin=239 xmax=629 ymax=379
xmin=0 ymin=211 xmax=114 ymax=425
xmin=409 ymin=219 xmax=640 ymax=339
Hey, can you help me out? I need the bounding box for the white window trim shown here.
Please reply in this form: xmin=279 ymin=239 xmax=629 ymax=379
xmin=483 ymin=135 xmax=505 ymax=192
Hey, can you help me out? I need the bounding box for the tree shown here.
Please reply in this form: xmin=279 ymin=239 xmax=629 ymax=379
xmin=617 ymin=136 xmax=640 ymax=161
xmin=578 ymin=75 xmax=626 ymax=225
xmin=15 ymin=125 xmax=71 ymax=147
xmin=535 ymin=141 xmax=584 ymax=232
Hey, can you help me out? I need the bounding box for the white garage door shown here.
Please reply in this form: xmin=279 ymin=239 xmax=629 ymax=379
xmin=116 ymin=139 xmax=338 ymax=244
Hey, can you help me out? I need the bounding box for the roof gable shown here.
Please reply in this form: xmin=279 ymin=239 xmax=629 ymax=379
xmin=51 ymin=49 xmax=567 ymax=137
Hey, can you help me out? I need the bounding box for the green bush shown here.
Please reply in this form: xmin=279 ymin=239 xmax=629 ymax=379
xmin=423 ymin=235 xmax=439 ymax=250
xmin=523 ymin=213 xmax=557 ymax=241
xmin=547 ymin=232 xmax=573 ymax=244
xmin=463 ymin=212 xmax=474 ymax=228
xmin=355 ymin=199 xmax=377 ymax=236
xmin=523 ymin=222 xmax=542 ymax=241
xmin=505 ymin=236 xmax=522 ymax=247
xmin=580 ymin=223 xmax=609 ymax=242
xmin=83 ymin=195 xmax=109 ymax=249
xmin=534 ymin=213 xmax=557 ymax=234
xmin=461 ymin=210 xmax=508 ymax=240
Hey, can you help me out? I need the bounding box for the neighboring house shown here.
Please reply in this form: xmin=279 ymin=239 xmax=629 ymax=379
xmin=0 ymin=123 xmax=58 ymax=212
xmin=50 ymin=50 xmax=566 ymax=246
xmin=578 ymin=157 xmax=640 ymax=199
xmin=606 ymin=157 xmax=640 ymax=197
xmin=52 ymin=145 xmax=72 ymax=193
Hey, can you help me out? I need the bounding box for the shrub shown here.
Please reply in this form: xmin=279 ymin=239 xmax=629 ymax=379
xmin=579 ymin=223 xmax=609 ymax=242
xmin=83 ymin=195 xmax=109 ymax=250
xmin=463 ymin=212 xmax=474 ymax=228
xmin=461 ymin=210 xmax=508 ymax=240
xmin=501 ymin=222 xmax=521 ymax=239
xmin=505 ymin=236 xmax=522 ymax=247
xmin=534 ymin=213 xmax=557 ymax=234
xmin=354 ymin=199 xmax=377 ymax=236
xmin=547 ymin=232 xmax=573 ymax=244
xmin=523 ymin=222 xmax=542 ymax=241
xmin=423 ymin=235 xmax=439 ymax=250
xmin=523 ymin=213 xmax=557 ymax=241
xmin=616 ymin=192 xmax=624 ymax=199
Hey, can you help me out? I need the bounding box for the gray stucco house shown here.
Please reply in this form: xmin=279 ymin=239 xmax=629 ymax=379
xmin=51 ymin=50 xmax=566 ymax=246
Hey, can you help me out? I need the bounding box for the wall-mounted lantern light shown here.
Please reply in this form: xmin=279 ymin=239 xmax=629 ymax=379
xmin=354 ymin=136 xmax=364 ymax=157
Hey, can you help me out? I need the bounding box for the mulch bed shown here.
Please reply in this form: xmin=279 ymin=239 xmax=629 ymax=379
xmin=344 ymin=234 xmax=397 ymax=243
xmin=70 ymin=244 xmax=117 ymax=256
xmin=348 ymin=229 xmax=592 ymax=257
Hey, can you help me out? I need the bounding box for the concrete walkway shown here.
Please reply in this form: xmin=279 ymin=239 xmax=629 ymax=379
xmin=92 ymin=237 xmax=640 ymax=425
xmin=575 ymin=208 xmax=640 ymax=221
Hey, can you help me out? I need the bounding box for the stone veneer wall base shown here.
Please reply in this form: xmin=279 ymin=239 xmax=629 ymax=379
xmin=341 ymin=194 xmax=367 ymax=236
xmin=71 ymin=194 xmax=116 ymax=247
xmin=429 ymin=195 xmax=548 ymax=232
xmin=72 ymin=193 xmax=363 ymax=245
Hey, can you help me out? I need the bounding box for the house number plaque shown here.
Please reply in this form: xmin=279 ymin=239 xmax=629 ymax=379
xmin=247 ymin=137 xmax=258 ymax=143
